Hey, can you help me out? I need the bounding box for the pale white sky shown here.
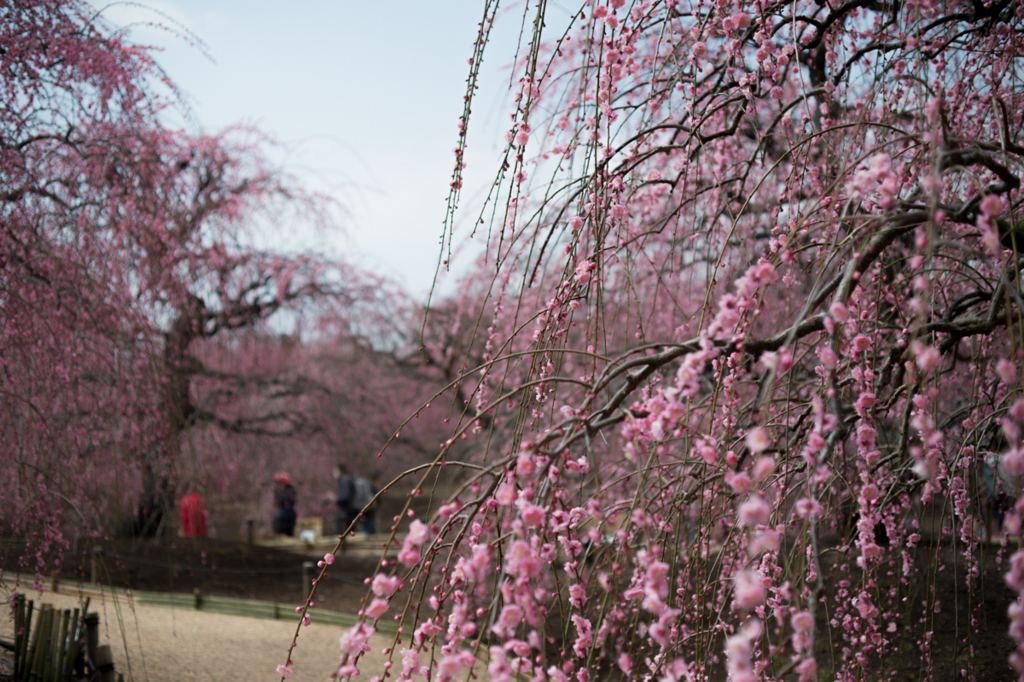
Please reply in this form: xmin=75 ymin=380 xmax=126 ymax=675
xmin=106 ymin=1 xmax=555 ymax=298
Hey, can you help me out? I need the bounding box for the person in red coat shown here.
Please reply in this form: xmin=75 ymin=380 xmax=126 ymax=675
xmin=179 ymin=484 xmax=208 ymax=538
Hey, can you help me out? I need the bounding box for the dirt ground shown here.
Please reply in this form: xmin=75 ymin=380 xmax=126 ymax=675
xmin=0 ymin=585 xmax=399 ymax=682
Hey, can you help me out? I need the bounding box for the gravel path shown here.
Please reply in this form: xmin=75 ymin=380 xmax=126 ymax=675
xmin=0 ymin=584 xmax=397 ymax=682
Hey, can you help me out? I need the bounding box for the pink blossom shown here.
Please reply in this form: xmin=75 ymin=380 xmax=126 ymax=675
xmin=371 ymin=573 xmax=402 ymax=597
xmin=339 ymin=623 xmax=374 ymax=656
xmin=646 ymin=560 xmax=670 ymax=599
xmin=1011 ymin=399 xmax=1024 ymax=422
xmin=519 ymin=501 xmax=546 ymax=526
xmin=569 ymin=583 xmax=587 ymax=608
xmin=276 ymin=664 xmax=293 ymax=677
xmin=855 ymin=392 xmax=877 ymax=414
xmin=745 ymin=427 xmax=769 ymax=453
xmin=488 ymin=647 xmax=510 ymax=682
xmin=753 ymin=457 xmax=775 ymax=480
xmin=323 ymin=553 xmax=335 ymax=565
xmin=797 ymin=657 xmax=818 ymax=682
xmin=571 ymin=615 xmax=593 ymax=656
xmin=574 ymin=260 xmax=595 ymax=284
xmin=998 ymin=358 xmax=1018 ymax=384
xmin=506 ymin=540 xmax=542 ymax=579
xmin=857 ymin=424 xmax=877 ymax=450
xmin=852 ymin=334 xmax=872 ymax=353
xmin=792 ymin=610 xmax=814 ymax=632
xmin=738 ymin=495 xmax=770 ymax=527
xmin=498 ymin=604 xmax=523 ymax=629
xmin=401 ymin=649 xmax=421 ymax=678
xmin=365 ymin=598 xmax=390 ymax=620
xmin=407 ymin=519 xmax=429 ymax=545
xmin=516 ymin=451 xmax=536 ymax=475
xmin=733 ymin=570 xmax=765 ymax=610
xmin=817 ymin=346 xmax=838 ymax=370
xmin=795 ymin=497 xmax=823 ymax=519
xmin=438 ymin=653 xmax=472 ymax=682
xmin=914 ymin=343 xmax=941 ymax=373
xmin=726 ymin=470 xmax=753 ymax=494
xmin=829 ymin=301 xmax=850 ymax=321
xmin=495 ymin=483 xmax=517 ymax=505
xmin=650 ymin=608 xmax=679 ymax=647
xmin=725 ymin=619 xmax=761 ymax=682
xmin=398 ymin=546 xmax=421 ymax=567
xmin=981 ymin=194 xmax=1005 ymax=215
xmin=750 ymin=529 xmax=780 ymax=554
xmin=1004 ymin=447 xmax=1024 ymax=477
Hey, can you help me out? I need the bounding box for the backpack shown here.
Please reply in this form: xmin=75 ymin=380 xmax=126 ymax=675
xmin=352 ymin=476 xmax=374 ymax=510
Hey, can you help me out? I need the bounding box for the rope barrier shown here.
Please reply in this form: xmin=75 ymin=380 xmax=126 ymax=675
xmin=101 ymin=551 xmax=298 ymax=575
xmin=96 ymin=550 xmax=370 ymax=586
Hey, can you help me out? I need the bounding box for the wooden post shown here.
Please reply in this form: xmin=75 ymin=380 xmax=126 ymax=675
xmin=84 ymin=612 xmax=99 ymax=674
xmin=247 ymin=518 xmax=255 ymax=544
xmin=50 ymin=571 xmax=60 ymax=594
xmin=95 ymin=644 xmax=116 ymax=682
xmin=302 ymin=561 xmax=314 ymax=599
xmin=193 ymin=587 xmax=202 ymax=610
xmin=90 ymin=546 xmax=102 ymax=584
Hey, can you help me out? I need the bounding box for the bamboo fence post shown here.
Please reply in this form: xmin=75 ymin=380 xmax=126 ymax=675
xmin=18 ymin=599 xmax=34 ymax=680
xmin=53 ymin=609 xmax=70 ymax=682
xmin=42 ymin=609 xmax=59 ymax=682
xmin=62 ymin=608 xmax=81 ymax=682
xmin=28 ymin=605 xmax=52 ymax=682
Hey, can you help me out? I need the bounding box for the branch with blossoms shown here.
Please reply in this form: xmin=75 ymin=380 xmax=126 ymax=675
xmin=276 ymin=1 xmax=1024 ymax=681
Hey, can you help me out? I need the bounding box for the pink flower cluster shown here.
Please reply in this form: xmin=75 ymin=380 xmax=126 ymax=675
xmin=847 ymin=153 xmax=899 ymax=209
xmin=398 ymin=519 xmax=429 ymax=566
xmin=707 ymin=261 xmax=779 ymax=341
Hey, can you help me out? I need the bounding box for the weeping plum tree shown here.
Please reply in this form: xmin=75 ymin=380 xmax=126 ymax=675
xmin=291 ymin=0 xmax=1024 ymax=680
xmin=183 ymin=324 xmax=463 ymax=523
xmin=0 ymin=0 xmax=393 ymax=552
